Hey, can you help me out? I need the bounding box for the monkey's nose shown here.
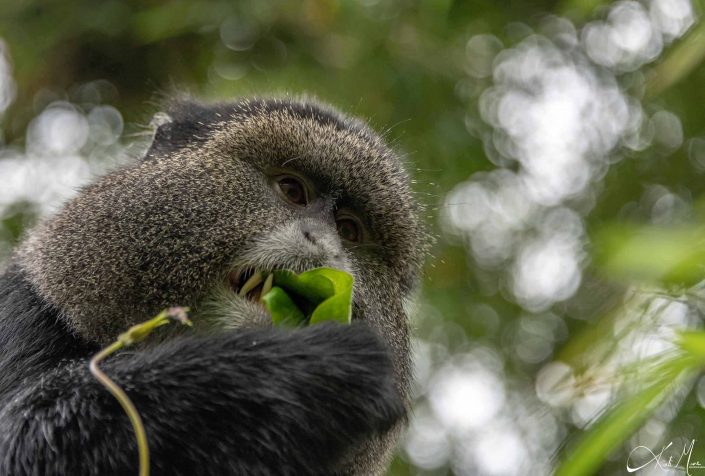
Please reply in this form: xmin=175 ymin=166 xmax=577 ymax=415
xmin=296 ymin=219 xmax=352 ymax=273
xmin=299 ymin=219 xmax=343 ymax=257
xmin=302 ymin=229 xmax=317 ymax=245
xmin=300 ymin=220 xmax=327 ymax=246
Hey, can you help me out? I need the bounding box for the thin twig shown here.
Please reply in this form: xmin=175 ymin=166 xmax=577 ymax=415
xmin=89 ymin=307 xmax=192 ymax=476
xmin=90 ymin=341 xmax=149 ymax=476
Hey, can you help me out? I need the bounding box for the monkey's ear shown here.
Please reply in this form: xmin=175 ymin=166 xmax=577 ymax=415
xmin=143 ymin=100 xmax=219 ymax=160
xmin=143 ymin=112 xmax=175 ymax=159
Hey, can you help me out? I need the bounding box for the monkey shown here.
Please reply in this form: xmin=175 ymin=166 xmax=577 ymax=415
xmin=0 ymin=97 xmax=426 ymax=475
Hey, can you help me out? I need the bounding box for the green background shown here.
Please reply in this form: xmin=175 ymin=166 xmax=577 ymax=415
xmin=3 ymin=1 xmax=705 ymax=474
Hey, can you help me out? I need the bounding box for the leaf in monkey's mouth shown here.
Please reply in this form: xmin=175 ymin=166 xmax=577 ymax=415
xmin=232 ymin=267 xmax=354 ymax=326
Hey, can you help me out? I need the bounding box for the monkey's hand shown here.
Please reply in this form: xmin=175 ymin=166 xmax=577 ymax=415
xmin=0 ymin=323 xmax=404 ymax=476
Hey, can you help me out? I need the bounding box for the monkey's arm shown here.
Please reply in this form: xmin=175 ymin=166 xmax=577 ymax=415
xmin=0 ymin=325 xmax=403 ymax=476
xmin=0 ymin=274 xmax=403 ymax=476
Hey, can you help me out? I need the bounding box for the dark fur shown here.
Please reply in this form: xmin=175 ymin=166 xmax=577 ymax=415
xmin=0 ymin=98 xmax=425 ymax=475
xmin=0 ymin=268 xmax=403 ymax=475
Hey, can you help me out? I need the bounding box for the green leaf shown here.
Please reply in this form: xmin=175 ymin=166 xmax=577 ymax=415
xmin=593 ymin=224 xmax=705 ymax=287
xmin=678 ymin=330 xmax=705 ymax=364
xmin=261 ymin=286 xmax=307 ymax=327
xmin=308 ymin=268 xmax=354 ymax=325
xmin=644 ymin=19 xmax=705 ymax=98
xmin=262 ymin=268 xmax=354 ymax=326
xmin=554 ymin=354 xmax=696 ymax=476
xmin=271 ymin=269 xmax=336 ymax=303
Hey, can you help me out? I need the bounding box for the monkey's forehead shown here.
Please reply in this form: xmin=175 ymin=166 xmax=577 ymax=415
xmin=165 ymin=96 xmax=375 ymax=141
xmin=154 ymin=97 xmax=427 ymax=286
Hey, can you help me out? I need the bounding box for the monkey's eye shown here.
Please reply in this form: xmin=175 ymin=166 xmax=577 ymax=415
xmin=336 ymin=216 xmax=363 ymax=243
xmin=275 ymin=176 xmax=308 ymax=206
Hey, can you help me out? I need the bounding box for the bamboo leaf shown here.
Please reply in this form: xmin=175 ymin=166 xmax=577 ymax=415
xmin=593 ymin=224 xmax=705 ymax=287
xmin=645 ymin=19 xmax=705 ymax=98
xmin=555 ymin=354 xmax=695 ymax=476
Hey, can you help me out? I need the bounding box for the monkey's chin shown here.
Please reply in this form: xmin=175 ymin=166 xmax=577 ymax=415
xmin=192 ymin=283 xmax=273 ymax=331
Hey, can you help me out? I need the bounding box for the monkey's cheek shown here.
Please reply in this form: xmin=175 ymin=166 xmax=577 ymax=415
xmin=199 ymin=291 xmax=274 ymax=331
xmin=231 ymin=298 xmax=273 ymax=330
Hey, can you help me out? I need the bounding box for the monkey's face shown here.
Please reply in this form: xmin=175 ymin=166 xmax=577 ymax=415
xmin=196 ymin=170 xmax=359 ymax=331
xmin=178 ymin=101 xmax=425 ymax=390
xmin=19 ymin=99 xmax=425 ymax=383
xmin=18 ymin=98 xmax=424 ymax=475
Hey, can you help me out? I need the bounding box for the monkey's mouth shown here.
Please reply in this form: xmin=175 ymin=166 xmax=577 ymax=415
xmin=227 ymin=268 xmax=273 ymax=303
xmin=225 ymin=266 xmax=355 ymax=328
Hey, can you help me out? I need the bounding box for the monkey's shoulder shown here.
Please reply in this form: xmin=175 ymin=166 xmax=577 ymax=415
xmin=0 ymin=267 xmax=95 ymax=399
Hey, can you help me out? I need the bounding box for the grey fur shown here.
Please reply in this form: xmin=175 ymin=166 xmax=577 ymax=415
xmin=15 ymin=96 xmax=426 ymax=475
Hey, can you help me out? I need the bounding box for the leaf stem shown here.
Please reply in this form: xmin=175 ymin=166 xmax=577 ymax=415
xmin=88 ymin=307 xmax=192 ymax=476
xmin=89 ymin=340 xmax=150 ymax=476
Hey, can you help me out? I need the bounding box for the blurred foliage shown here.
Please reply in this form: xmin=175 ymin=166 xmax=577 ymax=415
xmin=5 ymin=0 xmax=705 ymax=475
xmin=556 ymin=350 xmax=696 ymax=476
xmin=594 ymin=224 xmax=705 ymax=286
